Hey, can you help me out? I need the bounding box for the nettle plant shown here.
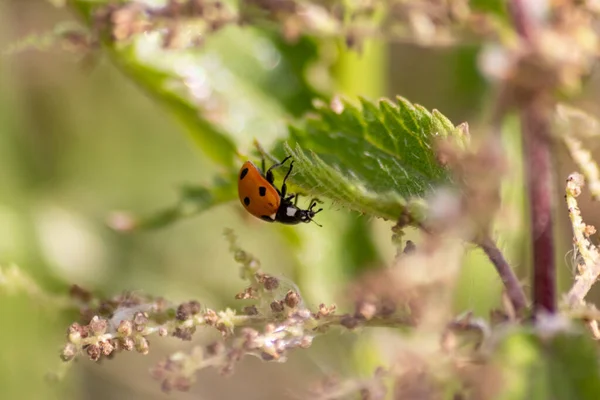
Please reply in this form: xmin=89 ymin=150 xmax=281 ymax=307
xmin=5 ymin=0 xmax=600 ymax=398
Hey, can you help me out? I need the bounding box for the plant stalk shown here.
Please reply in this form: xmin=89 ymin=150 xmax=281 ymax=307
xmin=509 ymin=0 xmax=557 ymax=314
xmin=521 ymin=99 xmax=556 ymax=313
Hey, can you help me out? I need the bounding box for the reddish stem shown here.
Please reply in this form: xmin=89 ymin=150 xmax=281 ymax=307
xmin=508 ymin=0 xmax=557 ymax=314
xmin=521 ymin=100 xmax=556 ymax=313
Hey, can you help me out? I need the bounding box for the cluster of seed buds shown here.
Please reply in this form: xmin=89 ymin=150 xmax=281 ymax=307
xmin=269 ymin=288 xmax=304 ymax=314
xmin=62 ymin=311 xmax=151 ymax=363
xmin=60 ymin=282 xmax=220 ymax=363
xmin=151 ymin=306 xmax=317 ymax=392
xmin=92 ymin=0 xmax=237 ymax=48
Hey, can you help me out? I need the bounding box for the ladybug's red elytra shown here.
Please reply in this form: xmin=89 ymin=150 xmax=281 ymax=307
xmin=237 ymin=156 xmax=322 ymax=226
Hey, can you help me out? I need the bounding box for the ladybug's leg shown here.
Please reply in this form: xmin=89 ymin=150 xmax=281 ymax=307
xmin=309 ymin=198 xmax=323 ymax=214
xmin=266 ymin=156 xmax=292 ymax=185
xmin=279 ymin=160 xmax=294 ymax=199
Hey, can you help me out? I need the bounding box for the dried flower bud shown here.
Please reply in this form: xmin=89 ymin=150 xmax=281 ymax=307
xmin=203 ymin=309 xmax=218 ymax=325
xmin=133 ymin=312 xmax=148 ymax=332
xmin=263 ymin=276 xmax=280 ymax=291
xmin=235 ymin=286 xmax=257 ymax=300
xmin=585 ymin=225 xmax=597 ymax=237
xmin=270 ymin=301 xmax=284 ymax=313
xmin=99 ymin=340 xmax=114 ymax=356
xmin=121 ymin=337 xmax=135 ymax=351
xmin=176 ymin=303 xmax=192 ymax=321
xmin=189 ymin=300 xmax=201 ymax=314
xmin=111 ymin=338 xmax=121 ymax=352
xmin=316 ymin=303 xmax=336 ymax=318
xmin=173 ymin=326 xmax=196 ymax=341
xmin=60 ymin=343 xmax=78 ymax=362
xmin=67 ymin=323 xmax=83 ymax=343
xmin=117 ymin=320 xmax=133 ymax=336
xmin=403 ymin=240 xmax=416 ymax=254
xmin=86 ymin=344 xmax=101 ymax=361
xmin=243 ymin=305 xmax=259 ymax=315
xmin=340 ymin=315 xmax=359 ymax=329
xmin=135 ymin=336 xmax=150 ymax=355
xmin=89 ymin=316 xmax=108 ymax=336
xmin=284 ymin=290 xmax=300 ymax=308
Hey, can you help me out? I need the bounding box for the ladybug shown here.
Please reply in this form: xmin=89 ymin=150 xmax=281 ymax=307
xmin=238 ymin=156 xmax=322 ymax=226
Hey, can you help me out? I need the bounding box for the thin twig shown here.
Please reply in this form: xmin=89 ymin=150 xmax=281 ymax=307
xmin=563 ymin=135 xmax=600 ymax=200
xmin=476 ymin=236 xmax=528 ymax=315
xmin=565 ymin=173 xmax=600 ymax=306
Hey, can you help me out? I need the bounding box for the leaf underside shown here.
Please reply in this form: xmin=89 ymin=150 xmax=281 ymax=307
xmin=272 ymin=96 xmax=466 ymax=221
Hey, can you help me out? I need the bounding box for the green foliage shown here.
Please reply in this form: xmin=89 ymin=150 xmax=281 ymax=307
xmin=273 ymin=96 xmax=467 ymax=221
xmin=111 ymin=44 xmax=239 ymax=168
xmin=66 ymin=1 xmax=465 ymax=228
xmin=495 ymin=328 xmax=600 ymax=400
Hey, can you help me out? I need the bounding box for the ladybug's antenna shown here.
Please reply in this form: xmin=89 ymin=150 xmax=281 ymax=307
xmin=308 ymin=198 xmax=323 ymax=227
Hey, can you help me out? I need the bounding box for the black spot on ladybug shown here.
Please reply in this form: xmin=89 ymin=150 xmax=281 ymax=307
xmin=244 ymin=197 xmax=250 ymax=206
xmin=259 ymin=186 xmax=267 ymax=196
xmin=240 ymin=168 xmax=249 ymax=180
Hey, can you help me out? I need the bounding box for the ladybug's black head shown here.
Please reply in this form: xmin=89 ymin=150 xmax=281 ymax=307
xmin=276 ymin=198 xmax=323 ymax=226
xmin=299 ymin=199 xmax=323 ymax=225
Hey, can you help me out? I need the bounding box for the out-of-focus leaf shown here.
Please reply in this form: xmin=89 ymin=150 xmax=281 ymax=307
xmin=112 ymin=176 xmax=237 ymax=231
xmin=110 ymin=43 xmax=240 ymax=168
xmin=270 ymin=96 xmax=467 ymax=221
xmin=69 ymin=2 xmax=329 ymax=167
xmin=493 ymin=328 xmax=600 ymax=400
xmin=219 ymin=27 xmax=326 ymax=117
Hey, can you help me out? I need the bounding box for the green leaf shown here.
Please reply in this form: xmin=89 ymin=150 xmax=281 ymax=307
xmin=271 ymin=96 xmax=466 ymax=221
xmin=69 ymin=2 xmax=328 ymax=168
xmin=494 ymin=328 xmax=600 ymax=400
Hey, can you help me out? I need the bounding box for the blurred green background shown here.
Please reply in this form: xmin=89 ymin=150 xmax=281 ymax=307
xmin=1 ymin=0 xmax=593 ymax=399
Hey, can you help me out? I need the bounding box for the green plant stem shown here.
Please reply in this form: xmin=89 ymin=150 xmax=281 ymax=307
xmin=477 ymin=236 xmax=528 ymax=314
